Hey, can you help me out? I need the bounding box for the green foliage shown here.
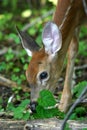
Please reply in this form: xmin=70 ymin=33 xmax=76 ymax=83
xmin=8 ymin=33 xmax=20 ymax=44
xmin=5 ymin=48 xmax=15 ymax=61
xmin=75 ymin=107 xmax=86 ymax=116
xmin=0 ymin=97 xmax=4 ymax=112
xmin=64 ymin=123 xmax=71 ymax=130
xmin=0 ymin=13 xmax=13 ymax=31
xmin=33 ymin=90 xmax=65 ymax=119
xmin=2 ymin=0 xmax=18 ymax=10
xmin=10 ymin=72 xmax=26 ymax=85
xmin=7 ymin=99 xmax=30 ymax=120
xmin=70 ymin=81 xmax=87 ymax=120
xmin=38 ymin=89 xmax=56 ymax=107
xmin=78 ymin=26 xmax=87 ymax=57
xmin=79 ymin=41 xmax=87 ymax=57
xmin=70 ymin=106 xmax=86 ymax=120
xmin=34 ymin=105 xmax=58 ymax=118
xmin=80 ymin=26 xmax=87 ymax=38
xmin=73 ymin=81 xmax=87 ymax=98
xmin=0 ymin=62 xmax=7 ymax=71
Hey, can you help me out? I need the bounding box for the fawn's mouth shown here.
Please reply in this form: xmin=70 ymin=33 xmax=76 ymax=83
xmin=28 ymin=101 xmax=38 ymax=113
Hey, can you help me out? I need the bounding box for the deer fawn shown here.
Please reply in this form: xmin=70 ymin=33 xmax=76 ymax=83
xmin=17 ymin=0 xmax=87 ymax=112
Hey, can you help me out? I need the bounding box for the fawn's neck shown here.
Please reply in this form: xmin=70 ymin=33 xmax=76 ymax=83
xmin=53 ymin=0 xmax=86 ymax=54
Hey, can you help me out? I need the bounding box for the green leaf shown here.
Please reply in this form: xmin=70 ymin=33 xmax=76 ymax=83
xmin=20 ymin=74 xmax=26 ymax=81
xmin=13 ymin=107 xmax=23 ymax=119
xmin=80 ymin=26 xmax=87 ymax=38
xmin=38 ymin=90 xmax=56 ymax=107
xmin=73 ymin=81 xmax=87 ymax=98
xmin=79 ymin=41 xmax=87 ymax=57
xmin=70 ymin=113 xmax=77 ymax=120
xmin=64 ymin=123 xmax=71 ymax=130
xmin=19 ymin=99 xmax=30 ymax=108
xmin=8 ymin=33 xmax=20 ymax=44
xmin=33 ymin=90 xmax=65 ymax=119
xmin=75 ymin=107 xmax=86 ymax=116
xmin=34 ymin=105 xmax=59 ymax=119
xmin=13 ymin=67 xmax=20 ymax=73
xmin=28 ymin=27 xmax=37 ymax=35
xmin=22 ymin=112 xmax=30 ymax=120
xmin=8 ymin=99 xmax=30 ymax=120
xmin=6 ymin=102 xmax=15 ymax=111
xmin=36 ymin=35 xmax=42 ymax=47
xmin=24 ymin=93 xmax=30 ymax=98
xmin=0 ymin=62 xmax=6 ymax=71
xmin=11 ymin=74 xmax=19 ymax=82
xmin=23 ymin=64 xmax=28 ymax=70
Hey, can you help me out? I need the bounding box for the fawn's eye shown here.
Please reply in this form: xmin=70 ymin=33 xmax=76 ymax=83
xmin=39 ymin=71 xmax=48 ymax=80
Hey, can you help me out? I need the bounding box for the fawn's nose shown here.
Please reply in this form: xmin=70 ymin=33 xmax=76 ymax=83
xmin=30 ymin=101 xmax=38 ymax=113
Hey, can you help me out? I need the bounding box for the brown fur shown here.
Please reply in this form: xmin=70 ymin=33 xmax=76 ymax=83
xmin=26 ymin=49 xmax=48 ymax=84
xmin=54 ymin=0 xmax=86 ymax=53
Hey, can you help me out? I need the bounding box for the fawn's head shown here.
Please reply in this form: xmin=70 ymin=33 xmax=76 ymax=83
xmin=17 ymin=22 xmax=63 ymax=103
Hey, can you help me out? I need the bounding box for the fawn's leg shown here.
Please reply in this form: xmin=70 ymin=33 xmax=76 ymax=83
xmin=59 ymin=32 xmax=79 ymax=112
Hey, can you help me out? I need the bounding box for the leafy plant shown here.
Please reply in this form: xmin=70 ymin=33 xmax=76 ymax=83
xmin=0 ymin=62 xmax=7 ymax=71
xmin=38 ymin=89 xmax=56 ymax=107
xmin=73 ymin=81 xmax=87 ymax=98
xmin=8 ymin=33 xmax=20 ymax=44
xmin=7 ymin=99 xmax=30 ymax=120
xmin=75 ymin=107 xmax=86 ymax=117
xmin=69 ymin=81 xmax=87 ymax=120
xmin=5 ymin=48 xmax=15 ymax=62
xmin=33 ymin=90 xmax=65 ymax=119
xmin=80 ymin=26 xmax=87 ymax=38
xmin=70 ymin=106 xmax=86 ymax=120
xmin=0 ymin=97 xmax=4 ymax=112
xmin=65 ymin=123 xmax=71 ymax=130
xmin=2 ymin=0 xmax=18 ymax=10
xmin=79 ymin=41 xmax=87 ymax=57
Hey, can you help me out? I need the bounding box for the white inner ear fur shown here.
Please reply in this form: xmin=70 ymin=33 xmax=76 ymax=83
xmin=24 ymin=48 xmax=32 ymax=57
xmin=42 ymin=22 xmax=62 ymax=56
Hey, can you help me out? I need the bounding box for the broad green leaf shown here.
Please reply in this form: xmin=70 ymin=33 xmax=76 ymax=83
xmin=19 ymin=99 xmax=30 ymax=107
xmin=22 ymin=112 xmax=30 ymax=120
xmin=38 ymin=90 xmax=56 ymax=107
xmin=75 ymin=107 xmax=86 ymax=116
xmin=34 ymin=105 xmax=58 ymax=119
xmin=34 ymin=90 xmax=65 ymax=119
xmin=73 ymin=81 xmax=87 ymax=98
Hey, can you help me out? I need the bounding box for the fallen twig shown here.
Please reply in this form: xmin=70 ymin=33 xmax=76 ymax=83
xmin=60 ymin=86 xmax=87 ymax=130
xmin=74 ymin=64 xmax=87 ymax=71
xmin=0 ymin=47 xmax=21 ymax=56
xmin=0 ymin=75 xmax=30 ymax=92
xmin=0 ymin=111 xmax=13 ymax=118
xmin=0 ymin=48 xmax=8 ymax=55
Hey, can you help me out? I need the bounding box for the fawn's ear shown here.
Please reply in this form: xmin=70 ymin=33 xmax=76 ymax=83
xmin=42 ymin=22 xmax=62 ymax=56
xmin=16 ymin=26 xmax=40 ymax=57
